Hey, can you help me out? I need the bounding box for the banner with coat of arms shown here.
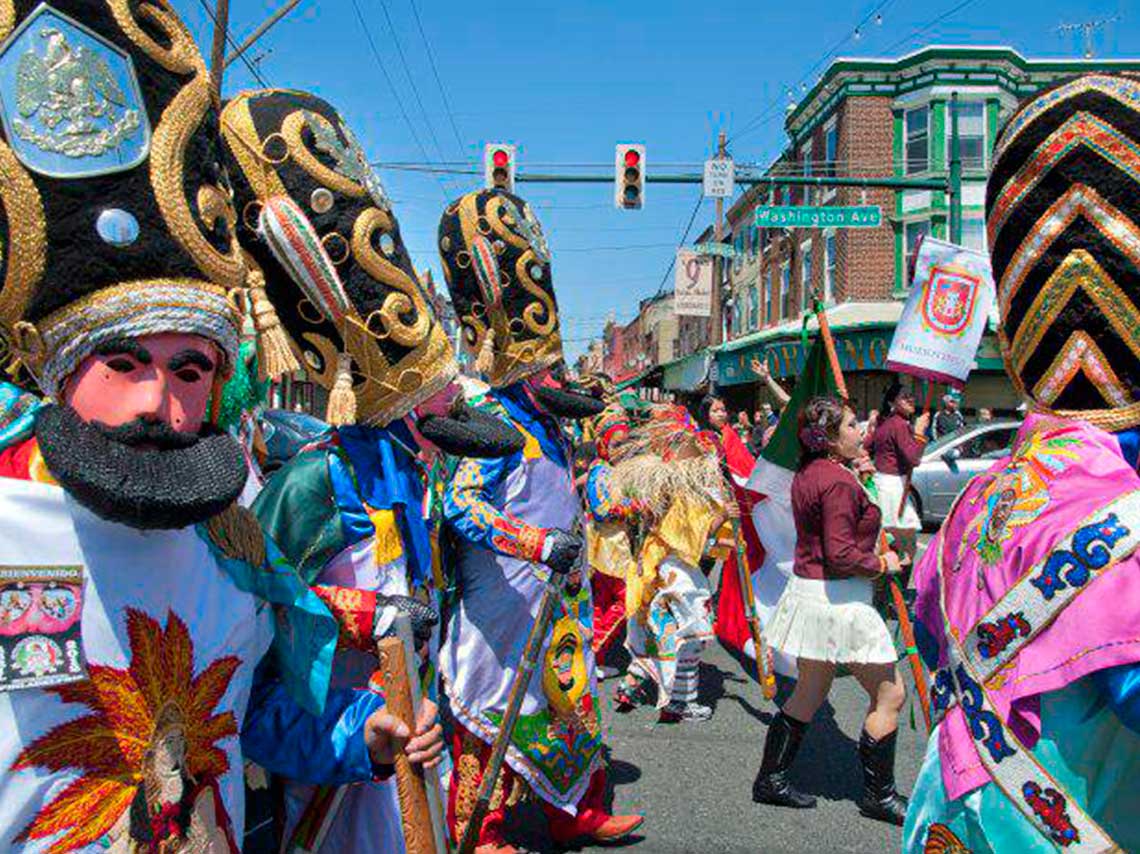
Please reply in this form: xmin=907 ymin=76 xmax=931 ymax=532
xmin=886 ymin=236 xmax=995 ymax=387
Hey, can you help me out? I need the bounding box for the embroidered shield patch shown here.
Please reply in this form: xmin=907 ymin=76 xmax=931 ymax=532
xmin=0 ymin=3 xmax=150 ymax=177
xmin=921 ymin=265 xmax=980 ymax=337
xmin=0 ymin=564 xmax=86 ymax=691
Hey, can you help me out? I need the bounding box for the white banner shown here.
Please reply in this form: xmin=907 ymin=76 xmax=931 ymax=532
xmin=674 ymin=250 xmax=713 ymax=317
xmin=886 ymin=237 xmax=996 ymax=387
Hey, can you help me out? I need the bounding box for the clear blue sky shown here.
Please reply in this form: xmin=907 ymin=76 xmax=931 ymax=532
xmin=172 ymin=0 xmax=1134 ymax=362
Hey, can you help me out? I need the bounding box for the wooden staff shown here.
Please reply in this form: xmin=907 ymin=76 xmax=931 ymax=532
xmin=209 ymin=0 xmax=231 ymax=100
xmin=731 ymin=517 xmax=776 ymax=700
xmin=889 ymin=575 xmax=931 ymax=730
xmin=457 ymin=573 xmax=566 ymax=854
xmin=374 ymin=615 xmax=448 ymax=854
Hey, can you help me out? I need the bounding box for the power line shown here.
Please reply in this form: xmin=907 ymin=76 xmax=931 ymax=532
xmin=407 ymin=0 xmax=466 ymax=155
xmin=652 ymin=193 xmax=705 ymax=299
xmin=880 ymin=0 xmax=984 ymax=56
xmin=349 ymin=0 xmax=451 ymax=200
xmin=372 ymin=0 xmax=458 ymax=192
xmin=195 ymin=0 xmax=270 ymax=88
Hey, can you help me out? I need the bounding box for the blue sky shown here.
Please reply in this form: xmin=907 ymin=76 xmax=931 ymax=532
xmin=172 ymin=0 xmax=1134 ymax=361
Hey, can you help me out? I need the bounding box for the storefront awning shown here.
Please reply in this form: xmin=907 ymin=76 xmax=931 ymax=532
xmin=662 ymin=351 xmax=711 ymax=392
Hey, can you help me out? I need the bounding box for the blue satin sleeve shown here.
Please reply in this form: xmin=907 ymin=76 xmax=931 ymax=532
xmin=1093 ymin=662 xmax=1140 ymax=735
xmin=241 ymin=663 xmax=384 ymax=785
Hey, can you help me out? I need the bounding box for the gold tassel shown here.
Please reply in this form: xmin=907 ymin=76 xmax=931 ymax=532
xmin=326 ymin=351 xmax=357 ymax=426
xmin=474 ymin=327 xmax=495 ymax=378
xmin=247 ymin=268 xmax=300 ymax=380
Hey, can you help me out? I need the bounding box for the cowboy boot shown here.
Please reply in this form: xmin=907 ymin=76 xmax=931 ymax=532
xmin=752 ymin=711 xmax=816 ymax=808
xmin=857 ymin=728 xmax=909 ymax=825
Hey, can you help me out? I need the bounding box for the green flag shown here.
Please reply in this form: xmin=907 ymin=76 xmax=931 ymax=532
xmin=759 ymin=335 xmax=841 ymax=475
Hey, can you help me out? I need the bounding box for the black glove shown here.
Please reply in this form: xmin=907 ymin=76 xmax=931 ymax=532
xmin=375 ymin=594 xmax=439 ymax=647
xmin=543 ymin=529 xmax=583 ymax=575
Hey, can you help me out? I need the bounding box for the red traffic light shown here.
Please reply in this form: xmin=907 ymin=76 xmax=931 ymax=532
xmin=492 ymin=149 xmax=510 ymax=168
xmin=623 ymin=149 xmax=641 ymax=168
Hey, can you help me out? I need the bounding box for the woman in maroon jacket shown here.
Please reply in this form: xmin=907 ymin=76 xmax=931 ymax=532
xmin=753 ymin=396 xmax=909 ymax=826
xmin=865 ymin=382 xmax=930 ymax=529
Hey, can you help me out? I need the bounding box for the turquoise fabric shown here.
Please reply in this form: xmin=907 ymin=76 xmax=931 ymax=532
xmin=195 ymin=526 xmax=338 ymax=716
xmin=903 ymin=678 xmax=1140 ymax=853
xmin=0 ymin=382 xmax=40 ymax=450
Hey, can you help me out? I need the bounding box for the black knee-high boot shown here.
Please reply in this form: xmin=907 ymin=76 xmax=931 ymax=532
xmin=752 ymin=711 xmax=816 ymax=808
xmin=857 ymin=729 xmax=908 ymax=825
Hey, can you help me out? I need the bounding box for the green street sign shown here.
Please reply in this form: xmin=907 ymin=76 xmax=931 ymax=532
xmin=754 ymin=205 xmax=882 ymax=228
xmin=692 ymin=242 xmax=738 ymax=258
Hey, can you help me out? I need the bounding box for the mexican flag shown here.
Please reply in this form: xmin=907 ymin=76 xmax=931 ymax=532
xmin=715 ymin=335 xmax=841 ymax=677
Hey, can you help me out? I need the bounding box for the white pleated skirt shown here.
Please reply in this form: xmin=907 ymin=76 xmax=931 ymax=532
xmin=766 ymin=574 xmax=897 ymax=664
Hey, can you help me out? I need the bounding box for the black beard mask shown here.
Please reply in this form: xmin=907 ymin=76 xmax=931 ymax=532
xmin=416 ymin=402 xmax=525 ymax=458
xmin=530 ymin=384 xmax=606 ymax=420
xmin=34 ymin=404 xmax=248 ymax=531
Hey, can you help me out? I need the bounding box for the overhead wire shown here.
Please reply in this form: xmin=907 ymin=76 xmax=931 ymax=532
xmin=349 ymin=0 xmax=451 ymax=200
xmin=194 ymin=0 xmax=271 ymax=88
xmin=406 ymin=0 xmax=467 ymax=156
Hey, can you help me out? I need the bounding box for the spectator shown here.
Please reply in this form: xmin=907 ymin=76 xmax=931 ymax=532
xmin=737 ymin=410 xmax=752 ymax=434
xmin=697 ymin=394 xmax=755 ymax=481
xmin=931 ymin=393 xmax=966 ymax=439
xmin=977 ymin=407 xmax=993 ymax=424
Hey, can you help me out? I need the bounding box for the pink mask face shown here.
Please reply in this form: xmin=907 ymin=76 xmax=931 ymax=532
xmin=63 ymin=333 xmax=221 ymax=433
xmin=415 ymin=380 xmax=461 ymax=419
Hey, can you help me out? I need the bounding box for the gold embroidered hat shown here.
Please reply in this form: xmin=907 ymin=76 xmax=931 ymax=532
xmin=987 ymin=73 xmax=1140 ymax=430
xmin=437 ymin=189 xmax=563 ymax=388
xmin=0 ymin=0 xmax=244 ymax=399
xmin=220 ymin=88 xmax=457 ymax=427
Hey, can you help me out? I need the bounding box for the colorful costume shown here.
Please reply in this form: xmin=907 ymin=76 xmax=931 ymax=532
xmin=0 ymin=5 xmax=380 ymax=850
xmin=903 ymin=74 xmax=1140 ymax=853
xmin=611 ymin=407 xmax=729 ymax=720
xmin=437 ymin=189 xmax=639 ymax=852
xmin=220 ymin=90 xmax=520 ymax=853
xmin=584 ymin=405 xmax=636 ymax=664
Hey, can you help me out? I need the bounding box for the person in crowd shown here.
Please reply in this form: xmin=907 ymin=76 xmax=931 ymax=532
xmin=931 ymin=393 xmax=966 ymax=439
xmin=221 ymin=89 xmax=525 ymax=852
xmin=903 ymin=73 xmax=1140 ymax=853
xmin=437 ymin=189 xmax=643 ymax=853
xmin=976 ymin=407 xmax=994 ymax=423
xmin=697 ymin=394 xmax=755 ymax=482
xmin=753 ymin=397 xmax=909 ymax=825
xmin=0 ymin=6 xmax=424 ymax=850
xmin=611 ymin=406 xmax=734 ymax=722
xmin=865 ymin=383 xmax=930 ymax=530
xmin=737 ymin=410 xmax=753 ymax=436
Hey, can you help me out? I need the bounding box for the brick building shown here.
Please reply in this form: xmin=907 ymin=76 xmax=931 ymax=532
xmin=705 ymin=45 xmax=1140 ymax=418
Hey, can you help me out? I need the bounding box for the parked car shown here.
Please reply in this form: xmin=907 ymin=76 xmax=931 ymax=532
xmin=258 ymin=409 xmax=328 ymax=474
xmin=910 ymin=419 xmax=1021 ymax=527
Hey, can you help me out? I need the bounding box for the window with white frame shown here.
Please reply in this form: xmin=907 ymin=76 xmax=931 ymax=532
xmin=962 ymin=216 xmax=986 ymax=253
xmin=903 ymin=219 xmax=931 ymax=287
xmin=905 ymin=106 xmax=929 ymax=175
xmin=824 ymin=120 xmax=838 ymax=177
xmin=824 ymin=232 xmax=837 ymax=304
xmin=780 ymin=262 xmax=791 ymax=319
xmin=948 ymin=101 xmax=986 ymax=171
xmin=800 ymin=241 xmax=813 ymax=312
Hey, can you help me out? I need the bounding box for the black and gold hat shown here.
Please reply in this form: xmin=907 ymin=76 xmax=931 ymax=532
xmin=220 ymin=88 xmax=457 ymax=427
xmin=437 ymin=189 xmax=563 ymax=389
xmin=0 ymin=0 xmax=244 ymax=399
xmin=987 ymin=73 xmax=1140 ymax=430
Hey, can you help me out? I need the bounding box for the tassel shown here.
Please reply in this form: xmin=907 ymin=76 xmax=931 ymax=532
xmin=247 ymin=268 xmax=300 ymax=380
xmin=326 ymin=351 xmax=357 ymax=426
xmin=474 ymin=327 xmax=495 ymax=378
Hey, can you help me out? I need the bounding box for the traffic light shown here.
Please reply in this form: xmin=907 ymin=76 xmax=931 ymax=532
xmin=615 ymin=143 xmax=645 ymax=210
xmin=484 ymin=143 xmax=516 ymax=192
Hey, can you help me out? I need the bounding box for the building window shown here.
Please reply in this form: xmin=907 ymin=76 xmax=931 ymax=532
xmin=780 ymin=262 xmax=791 ymax=319
xmin=905 ymin=106 xmax=929 ymax=175
xmin=961 ymin=216 xmax=986 ymax=253
xmin=904 ymin=219 xmax=931 ymax=287
xmin=824 ymin=232 xmax=837 ymax=304
xmin=824 ymin=120 xmax=838 ymax=177
xmin=765 ymin=267 xmax=774 ymax=325
xmin=748 ymin=284 xmax=759 ymax=331
xmin=948 ymin=101 xmax=986 ymax=171
xmin=733 ymin=232 xmax=744 ymax=273
xmin=800 ymin=242 xmax=813 ymax=312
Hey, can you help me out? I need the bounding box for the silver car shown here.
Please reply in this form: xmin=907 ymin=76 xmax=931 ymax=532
xmin=910 ymin=419 xmax=1022 ymax=527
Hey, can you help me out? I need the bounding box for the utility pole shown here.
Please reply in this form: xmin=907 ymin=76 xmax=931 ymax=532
xmin=225 ymin=0 xmax=303 ymax=69
xmin=949 ymin=91 xmax=962 ymax=244
xmin=711 ymin=131 xmax=727 ymax=347
xmin=1056 ymin=15 xmax=1119 ymax=59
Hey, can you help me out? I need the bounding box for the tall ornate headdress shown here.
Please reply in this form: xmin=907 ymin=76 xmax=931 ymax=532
xmin=0 ymin=0 xmax=244 ymax=399
xmin=220 ymin=89 xmax=456 ymax=426
xmin=437 ymin=189 xmax=563 ymax=388
xmin=987 ymin=73 xmax=1140 ymax=430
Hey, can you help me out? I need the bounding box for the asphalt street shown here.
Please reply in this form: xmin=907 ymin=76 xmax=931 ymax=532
xmin=506 ymin=536 xmax=933 ymax=854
